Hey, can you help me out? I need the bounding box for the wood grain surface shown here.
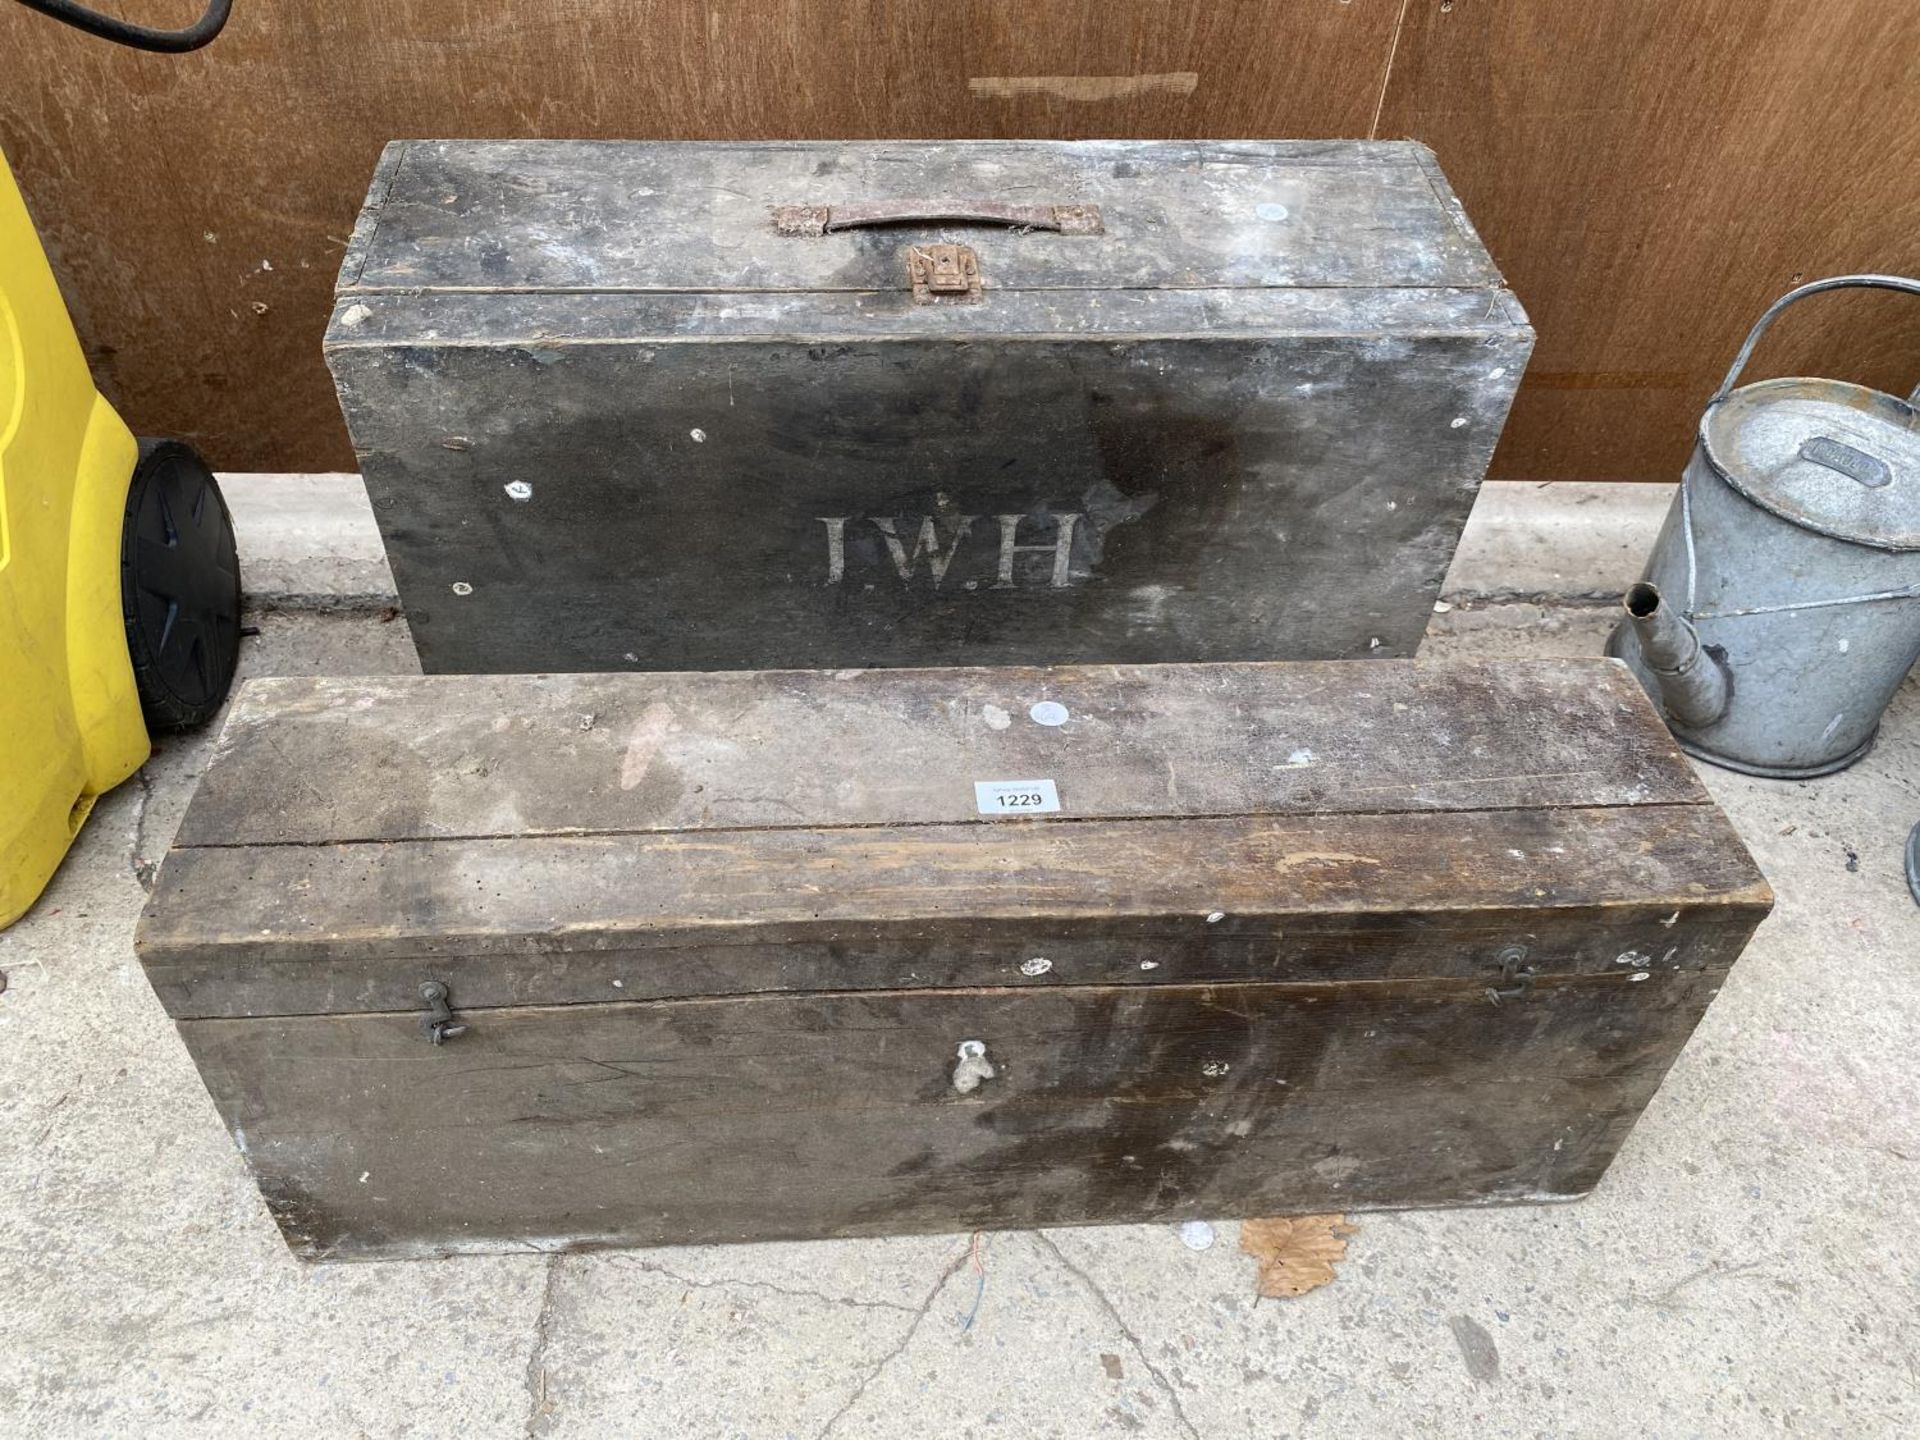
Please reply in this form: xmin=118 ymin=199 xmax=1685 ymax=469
xmin=5 ymin=1 xmax=1914 ymax=478
xmin=180 ymin=970 xmax=1728 ymax=1259
xmin=141 ymin=660 xmax=1763 ymax=1022
xmin=1376 ymin=0 xmax=1920 ymax=482
xmin=327 ymin=303 xmax=1528 ymax=674
xmin=142 ymin=807 xmax=1765 ymax=1016
xmin=168 ymin=661 xmax=1701 ymax=847
xmin=135 ymin=655 xmax=1770 ymax=1255
xmin=338 ymin=139 xmax=1503 ymax=293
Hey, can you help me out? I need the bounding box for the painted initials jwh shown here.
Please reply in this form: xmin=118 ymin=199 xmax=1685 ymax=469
xmin=820 ymin=514 xmax=1082 ymax=588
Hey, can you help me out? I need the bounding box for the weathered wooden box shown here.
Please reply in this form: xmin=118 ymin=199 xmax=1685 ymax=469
xmin=136 ymin=659 xmax=1767 ymax=1261
xmin=325 ymin=140 xmax=1531 ymax=674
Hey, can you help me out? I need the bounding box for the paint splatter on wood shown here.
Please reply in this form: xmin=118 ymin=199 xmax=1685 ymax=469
xmin=619 ymin=702 xmax=677 ymax=790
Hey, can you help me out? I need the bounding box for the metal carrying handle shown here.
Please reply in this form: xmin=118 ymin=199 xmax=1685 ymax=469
xmin=1712 ymin=273 xmax=1920 ymax=406
xmin=772 ymin=200 xmax=1103 ymax=237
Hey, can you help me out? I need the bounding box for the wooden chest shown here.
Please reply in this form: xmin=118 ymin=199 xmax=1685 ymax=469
xmin=324 ymin=140 xmax=1531 ymax=674
xmin=136 ymin=659 xmax=1767 ymax=1261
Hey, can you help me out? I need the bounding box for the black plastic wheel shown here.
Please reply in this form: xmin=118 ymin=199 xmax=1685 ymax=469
xmin=119 ymin=438 xmax=242 ymax=731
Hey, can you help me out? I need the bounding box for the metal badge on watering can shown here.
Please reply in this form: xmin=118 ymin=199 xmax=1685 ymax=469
xmin=1609 ymin=275 xmax=1920 ymax=777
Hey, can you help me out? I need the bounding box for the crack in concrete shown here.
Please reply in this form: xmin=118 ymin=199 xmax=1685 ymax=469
xmin=128 ymin=768 xmax=158 ymax=893
xmin=1037 ymin=1232 xmax=1198 ymax=1439
xmin=247 ymin=591 xmax=403 ymax=616
xmin=1642 ymin=1259 xmax=1764 ymax=1311
xmin=605 ymin=1254 xmax=919 ymax=1316
xmin=523 ymin=1255 xmax=564 ymax=1437
xmin=1441 ymin=590 xmax=1623 ymax=610
xmin=34 ymin=1092 xmax=71 ymax=1146
xmin=815 ymin=1244 xmax=974 ymax=1438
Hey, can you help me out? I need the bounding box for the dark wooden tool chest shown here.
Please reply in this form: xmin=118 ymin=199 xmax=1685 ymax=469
xmin=325 ymin=139 xmax=1531 ymax=674
xmin=136 ymin=659 xmax=1767 ymax=1261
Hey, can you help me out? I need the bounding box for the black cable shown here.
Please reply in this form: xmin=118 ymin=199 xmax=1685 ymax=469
xmin=11 ymin=0 xmax=233 ymax=53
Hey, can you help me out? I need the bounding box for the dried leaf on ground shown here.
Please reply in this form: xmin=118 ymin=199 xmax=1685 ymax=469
xmin=1239 ymin=1214 xmax=1358 ymax=1298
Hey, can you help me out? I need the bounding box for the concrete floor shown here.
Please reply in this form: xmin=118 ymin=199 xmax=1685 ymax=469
xmin=3 ymin=594 xmax=1918 ymax=1437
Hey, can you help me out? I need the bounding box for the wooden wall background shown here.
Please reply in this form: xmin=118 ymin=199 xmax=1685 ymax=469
xmin=3 ymin=0 xmax=1917 ymax=480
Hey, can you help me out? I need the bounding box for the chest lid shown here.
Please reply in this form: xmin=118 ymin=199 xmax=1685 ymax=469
xmin=136 ymin=661 xmax=1770 ymax=1021
xmin=337 ymin=139 xmax=1505 ymax=298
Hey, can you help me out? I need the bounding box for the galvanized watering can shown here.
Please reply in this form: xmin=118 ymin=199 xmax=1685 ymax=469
xmin=1609 ymin=274 xmax=1920 ymax=777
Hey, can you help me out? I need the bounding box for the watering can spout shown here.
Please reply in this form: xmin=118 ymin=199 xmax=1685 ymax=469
xmin=1622 ymin=583 xmax=1731 ymax=729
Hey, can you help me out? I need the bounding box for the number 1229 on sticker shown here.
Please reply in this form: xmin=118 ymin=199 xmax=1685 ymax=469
xmin=974 ymin=779 xmax=1062 ymax=815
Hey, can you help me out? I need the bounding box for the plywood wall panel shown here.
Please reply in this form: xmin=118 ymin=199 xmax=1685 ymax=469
xmin=1376 ymin=0 xmax=1920 ymax=481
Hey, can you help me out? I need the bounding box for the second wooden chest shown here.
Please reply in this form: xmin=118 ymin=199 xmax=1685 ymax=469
xmin=137 ymin=659 xmax=1767 ymax=1260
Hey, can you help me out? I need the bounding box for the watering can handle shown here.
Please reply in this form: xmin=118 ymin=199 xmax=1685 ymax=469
xmin=1712 ymin=273 xmax=1920 ymax=406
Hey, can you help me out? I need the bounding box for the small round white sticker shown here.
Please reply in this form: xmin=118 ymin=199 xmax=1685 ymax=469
xmin=1029 ymin=701 xmax=1070 ymax=727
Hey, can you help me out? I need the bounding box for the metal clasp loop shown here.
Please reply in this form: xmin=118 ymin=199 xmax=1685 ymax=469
xmin=420 ymin=981 xmax=469 ymax=1045
xmin=1485 ymin=945 xmax=1535 ymax=1007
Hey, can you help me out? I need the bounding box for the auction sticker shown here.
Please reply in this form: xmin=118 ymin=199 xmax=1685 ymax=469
xmin=974 ymin=778 xmax=1062 ymax=816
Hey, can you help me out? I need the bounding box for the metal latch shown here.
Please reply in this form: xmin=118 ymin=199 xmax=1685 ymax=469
xmin=420 ymin=980 xmax=468 ymax=1045
xmin=1485 ymin=945 xmax=1535 ymax=1006
xmin=907 ymin=244 xmax=982 ymax=305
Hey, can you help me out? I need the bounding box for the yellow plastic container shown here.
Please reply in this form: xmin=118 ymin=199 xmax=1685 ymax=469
xmin=1 ymin=154 xmax=151 ymax=927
